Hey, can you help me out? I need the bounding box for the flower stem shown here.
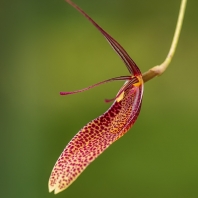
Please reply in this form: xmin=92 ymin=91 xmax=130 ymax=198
xmin=142 ymin=0 xmax=187 ymax=83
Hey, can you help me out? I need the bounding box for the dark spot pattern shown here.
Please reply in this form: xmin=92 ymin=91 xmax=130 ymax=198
xmin=49 ymin=81 xmax=143 ymax=192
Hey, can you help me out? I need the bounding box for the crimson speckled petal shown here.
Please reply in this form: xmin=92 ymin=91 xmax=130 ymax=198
xmin=49 ymin=81 xmax=143 ymax=194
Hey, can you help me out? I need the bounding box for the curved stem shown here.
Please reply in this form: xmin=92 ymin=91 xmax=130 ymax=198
xmin=142 ymin=0 xmax=187 ymax=83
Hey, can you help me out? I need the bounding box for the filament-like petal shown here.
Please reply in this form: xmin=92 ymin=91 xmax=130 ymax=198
xmin=60 ymin=76 xmax=132 ymax=96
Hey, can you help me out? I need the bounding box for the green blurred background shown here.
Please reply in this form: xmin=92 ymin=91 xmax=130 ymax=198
xmin=1 ymin=0 xmax=198 ymax=197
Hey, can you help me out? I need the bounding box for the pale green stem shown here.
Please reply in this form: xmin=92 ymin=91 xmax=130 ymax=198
xmin=142 ymin=0 xmax=187 ymax=82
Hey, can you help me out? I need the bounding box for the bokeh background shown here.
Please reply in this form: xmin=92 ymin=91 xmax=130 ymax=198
xmin=1 ymin=0 xmax=198 ymax=198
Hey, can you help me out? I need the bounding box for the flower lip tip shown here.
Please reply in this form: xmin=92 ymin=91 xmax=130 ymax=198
xmin=48 ymin=185 xmax=55 ymax=193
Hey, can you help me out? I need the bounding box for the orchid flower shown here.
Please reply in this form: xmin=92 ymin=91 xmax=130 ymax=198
xmin=49 ymin=0 xmax=143 ymax=194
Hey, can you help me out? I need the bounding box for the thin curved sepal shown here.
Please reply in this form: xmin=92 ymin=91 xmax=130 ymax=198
xmin=65 ymin=0 xmax=141 ymax=76
xmin=48 ymin=79 xmax=143 ymax=194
